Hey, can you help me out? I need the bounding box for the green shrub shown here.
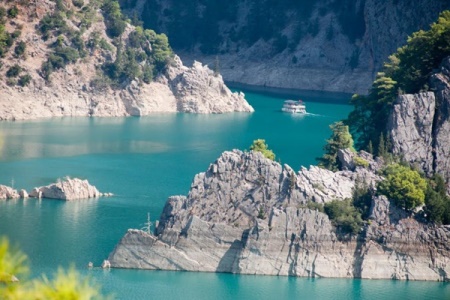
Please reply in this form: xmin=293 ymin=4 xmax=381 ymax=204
xmin=6 ymin=64 xmax=21 ymax=77
xmin=72 ymin=0 xmax=84 ymax=8
xmin=0 ymin=7 xmax=6 ymax=20
xmin=99 ymin=38 xmax=113 ymax=51
xmin=7 ymin=6 xmax=19 ymax=18
xmin=353 ymin=156 xmax=369 ymax=168
xmin=6 ymin=77 xmax=16 ymax=86
xmin=18 ymin=74 xmax=31 ymax=87
xmin=142 ymin=64 xmax=153 ymax=83
xmin=90 ymin=76 xmax=111 ymax=92
xmin=11 ymin=30 xmax=21 ymax=39
xmin=249 ymin=139 xmax=276 ymax=160
xmin=424 ymin=174 xmax=450 ymax=224
xmin=377 ymin=164 xmax=427 ymax=210
xmin=102 ymin=0 xmax=127 ymax=38
xmin=39 ymin=13 xmax=67 ymax=39
xmin=352 ymin=179 xmax=373 ymax=219
xmin=324 ymin=199 xmax=363 ymax=235
xmin=306 ymin=201 xmax=324 ymax=213
xmin=14 ymin=41 xmax=26 ymax=57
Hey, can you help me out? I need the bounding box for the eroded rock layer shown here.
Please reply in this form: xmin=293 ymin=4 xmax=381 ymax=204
xmin=108 ymin=150 xmax=450 ymax=281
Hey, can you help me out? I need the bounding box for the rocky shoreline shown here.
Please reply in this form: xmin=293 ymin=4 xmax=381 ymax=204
xmin=0 ymin=177 xmax=110 ymax=200
xmin=107 ymin=150 xmax=450 ymax=281
xmin=0 ymin=55 xmax=253 ymax=121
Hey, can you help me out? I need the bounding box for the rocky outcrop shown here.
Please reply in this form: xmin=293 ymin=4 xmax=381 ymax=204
xmin=28 ymin=177 xmax=104 ymax=200
xmin=0 ymin=54 xmax=253 ymax=121
xmin=361 ymin=196 xmax=450 ymax=281
xmin=0 ymin=185 xmax=20 ymax=199
xmin=0 ymin=1 xmax=253 ymax=121
xmin=388 ymin=57 xmax=450 ymax=189
xmin=108 ymin=150 xmax=450 ymax=281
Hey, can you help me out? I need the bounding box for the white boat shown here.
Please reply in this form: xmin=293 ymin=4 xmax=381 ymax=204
xmin=282 ymin=100 xmax=306 ymax=114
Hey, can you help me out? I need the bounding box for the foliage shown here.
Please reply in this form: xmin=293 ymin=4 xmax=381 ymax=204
xmin=324 ymin=198 xmax=363 ymax=235
xmin=14 ymin=41 xmax=26 ymax=57
xmin=32 ymin=266 xmax=107 ymax=300
xmin=18 ymin=74 xmax=31 ymax=87
xmin=424 ymin=174 xmax=450 ymax=224
xmin=257 ymin=206 xmax=266 ymax=219
xmin=72 ymin=0 xmax=85 ymax=8
xmin=101 ymin=28 xmax=173 ymax=85
xmin=141 ymin=0 xmax=365 ymax=54
xmin=306 ymin=201 xmax=324 ymax=213
xmin=6 ymin=64 xmax=21 ymax=77
xmin=0 ymin=24 xmax=14 ymax=58
xmin=377 ymin=164 xmax=427 ymax=210
xmin=353 ymin=156 xmax=369 ymax=168
xmin=346 ymin=11 xmax=450 ymax=151
xmin=102 ymin=0 xmax=127 ymax=38
xmin=317 ymin=121 xmax=354 ymax=171
xmin=0 ymin=238 xmax=28 ymax=284
xmin=249 ymin=139 xmax=275 ymax=160
xmin=7 ymin=6 xmax=19 ymax=18
xmin=352 ymin=179 xmax=373 ymax=220
xmin=0 ymin=237 xmax=108 ymax=299
xmin=39 ymin=12 xmax=68 ymax=40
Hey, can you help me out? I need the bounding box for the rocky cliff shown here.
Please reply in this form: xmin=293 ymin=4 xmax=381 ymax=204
xmin=0 ymin=0 xmax=253 ymax=121
xmin=108 ymin=150 xmax=450 ymax=280
xmin=388 ymin=57 xmax=450 ymax=190
xmin=135 ymin=0 xmax=450 ymax=94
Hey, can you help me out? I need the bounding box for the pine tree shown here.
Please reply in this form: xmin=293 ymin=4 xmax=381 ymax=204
xmin=318 ymin=121 xmax=355 ymax=171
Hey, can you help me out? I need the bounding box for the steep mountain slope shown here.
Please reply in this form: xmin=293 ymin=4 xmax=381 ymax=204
xmin=131 ymin=0 xmax=450 ymax=93
xmin=0 ymin=0 xmax=252 ymax=120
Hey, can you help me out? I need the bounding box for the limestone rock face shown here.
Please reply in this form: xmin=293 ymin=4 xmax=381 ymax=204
xmin=167 ymin=1 xmax=449 ymax=94
xmin=109 ymin=150 xmax=450 ymax=280
xmin=0 ymin=185 xmax=20 ymax=199
xmin=388 ymin=57 xmax=450 ymax=190
xmin=360 ymin=196 xmax=450 ymax=281
xmin=388 ymin=92 xmax=435 ymax=175
xmin=29 ymin=177 xmax=102 ymax=200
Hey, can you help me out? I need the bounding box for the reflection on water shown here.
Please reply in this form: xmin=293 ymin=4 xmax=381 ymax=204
xmin=0 ymin=113 xmax=252 ymax=161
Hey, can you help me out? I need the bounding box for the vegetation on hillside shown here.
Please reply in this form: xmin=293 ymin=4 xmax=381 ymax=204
xmin=377 ymin=164 xmax=427 ymax=211
xmin=317 ymin=121 xmax=354 ymax=171
xmin=424 ymin=174 xmax=450 ymax=224
xmin=324 ymin=198 xmax=363 ymax=235
xmin=346 ymin=10 xmax=450 ymax=152
xmin=249 ymin=139 xmax=275 ymax=161
xmin=1 ymin=0 xmax=173 ymax=89
xmin=140 ymin=0 xmax=366 ymax=55
xmin=0 ymin=237 xmax=108 ymax=299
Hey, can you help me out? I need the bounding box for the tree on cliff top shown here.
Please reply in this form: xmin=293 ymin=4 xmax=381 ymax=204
xmin=249 ymin=139 xmax=275 ymax=160
xmin=317 ymin=121 xmax=354 ymax=171
xmin=346 ymin=10 xmax=450 ymax=151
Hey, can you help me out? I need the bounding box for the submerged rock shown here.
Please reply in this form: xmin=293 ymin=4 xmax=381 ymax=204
xmin=108 ymin=150 xmax=450 ymax=281
xmin=29 ymin=177 xmax=103 ymax=200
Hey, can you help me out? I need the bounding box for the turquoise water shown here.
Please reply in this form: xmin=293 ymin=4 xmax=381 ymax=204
xmin=0 ymin=89 xmax=449 ymax=299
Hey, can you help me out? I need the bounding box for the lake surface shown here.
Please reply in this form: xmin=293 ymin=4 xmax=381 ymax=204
xmin=0 ymin=89 xmax=448 ymax=299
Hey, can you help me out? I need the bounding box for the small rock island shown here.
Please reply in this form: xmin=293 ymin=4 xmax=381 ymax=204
xmin=107 ymin=149 xmax=449 ymax=281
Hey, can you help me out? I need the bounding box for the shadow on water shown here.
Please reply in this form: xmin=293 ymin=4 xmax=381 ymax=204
xmin=227 ymin=81 xmax=352 ymax=105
